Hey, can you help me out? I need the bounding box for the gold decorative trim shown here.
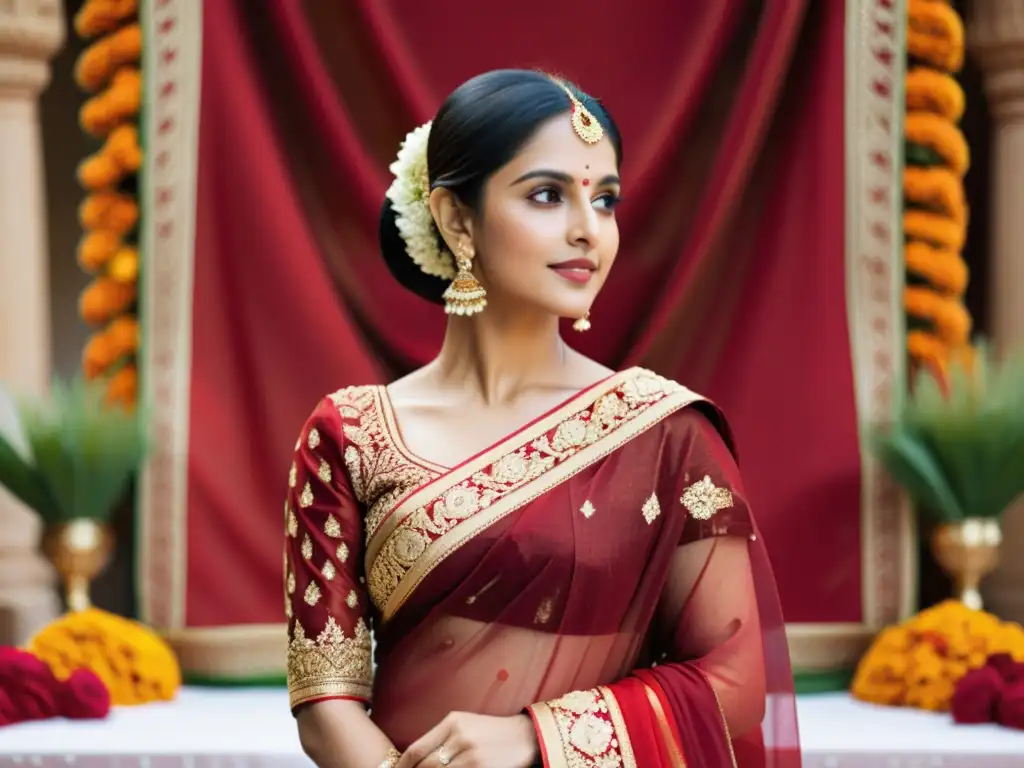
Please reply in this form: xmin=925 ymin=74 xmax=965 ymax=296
xmin=137 ymin=0 xmax=204 ymax=631
xmin=381 ymin=381 xmax=703 ymax=620
xmin=161 ymin=623 xmax=286 ymax=680
xmin=368 ymin=368 xmax=641 ymax=560
xmin=844 ymin=0 xmax=916 ymax=632
xmin=642 ymin=683 xmax=687 ymax=767
xmin=600 ymin=686 xmax=637 ymax=768
xmin=527 ymin=688 xmax=632 ymax=768
xmin=786 ymin=622 xmax=877 ymax=672
xmin=698 ymin=670 xmax=737 ymax=768
xmin=287 ymin=616 xmax=372 ymax=709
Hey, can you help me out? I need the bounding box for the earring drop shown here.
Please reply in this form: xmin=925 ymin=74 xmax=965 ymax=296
xmin=573 ymin=313 xmax=591 ymax=332
xmin=443 ymin=242 xmax=487 ymax=316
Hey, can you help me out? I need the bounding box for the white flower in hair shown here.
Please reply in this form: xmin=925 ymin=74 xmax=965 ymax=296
xmin=384 ymin=121 xmax=457 ymax=280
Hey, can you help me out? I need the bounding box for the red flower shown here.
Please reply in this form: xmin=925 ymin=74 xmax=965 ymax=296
xmin=58 ymin=668 xmax=111 ymax=720
xmin=0 ymin=647 xmax=60 ymax=724
xmin=997 ymin=681 xmax=1024 ymax=730
xmin=951 ymin=665 xmax=1004 ymax=725
xmin=986 ymin=653 xmax=1024 ymax=684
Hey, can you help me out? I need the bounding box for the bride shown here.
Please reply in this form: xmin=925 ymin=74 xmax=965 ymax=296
xmin=283 ymin=68 xmax=800 ymax=768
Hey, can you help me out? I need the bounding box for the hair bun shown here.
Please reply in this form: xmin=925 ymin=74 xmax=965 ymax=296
xmin=379 ymin=197 xmax=447 ymax=305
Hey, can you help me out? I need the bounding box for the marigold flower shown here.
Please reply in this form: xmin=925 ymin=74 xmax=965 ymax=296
xmin=77 ymin=230 xmax=121 ymax=273
xmin=905 ymin=113 xmax=970 ymax=177
xmin=29 ymin=608 xmax=180 ymax=707
xmin=905 ymin=286 xmax=972 ymax=346
xmin=82 ymin=331 xmax=118 ymax=379
xmin=79 ymin=190 xmax=138 ymax=234
xmin=904 ymin=166 xmax=967 ymax=226
xmin=79 ymin=277 xmax=136 ymax=327
xmin=75 ymin=0 xmax=138 ymax=40
xmin=852 ymin=601 xmax=1024 ymax=713
xmin=906 ymin=68 xmax=965 ymax=122
xmin=905 ymin=241 xmax=969 ymax=296
xmin=79 ymin=67 xmax=141 ymax=137
xmin=75 ymin=23 xmax=142 ymax=93
xmin=108 ymin=246 xmax=139 ymax=284
xmin=904 ymin=209 xmax=966 ymax=251
xmin=106 ymin=365 xmax=138 ymax=409
xmin=908 ymin=0 xmax=964 ymax=73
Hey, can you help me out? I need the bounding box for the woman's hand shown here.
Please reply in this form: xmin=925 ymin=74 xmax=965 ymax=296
xmin=395 ymin=711 xmax=539 ymax=768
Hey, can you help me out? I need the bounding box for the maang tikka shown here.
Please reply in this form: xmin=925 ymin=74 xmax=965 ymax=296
xmin=443 ymin=242 xmax=488 ymax=316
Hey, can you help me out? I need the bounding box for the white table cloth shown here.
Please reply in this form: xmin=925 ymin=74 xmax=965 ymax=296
xmin=1 ymin=689 xmax=1023 ymax=767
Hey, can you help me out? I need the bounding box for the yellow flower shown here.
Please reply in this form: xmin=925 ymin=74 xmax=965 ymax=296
xmin=28 ymin=608 xmax=180 ymax=706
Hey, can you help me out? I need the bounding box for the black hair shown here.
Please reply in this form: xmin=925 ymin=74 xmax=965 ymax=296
xmin=379 ymin=69 xmax=623 ymax=305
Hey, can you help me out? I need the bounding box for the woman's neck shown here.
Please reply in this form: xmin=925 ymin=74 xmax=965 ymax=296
xmin=432 ymin=301 xmax=573 ymax=406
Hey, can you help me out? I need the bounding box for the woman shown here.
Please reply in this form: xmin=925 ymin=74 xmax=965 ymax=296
xmin=284 ymin=69 xmax=800 ymax=768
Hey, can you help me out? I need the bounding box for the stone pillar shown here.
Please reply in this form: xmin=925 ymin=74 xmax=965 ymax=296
xmin=967 ymin=1 xmax=1024 ymax=622
xmin=0 ymin=0 xmax=65 ymax=644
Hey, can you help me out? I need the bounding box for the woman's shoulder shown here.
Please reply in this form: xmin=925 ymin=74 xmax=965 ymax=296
xmin=621 ymin=368 xmax=737 ymax=459
xmin=298 ymin=384 xmax=384 ymax=440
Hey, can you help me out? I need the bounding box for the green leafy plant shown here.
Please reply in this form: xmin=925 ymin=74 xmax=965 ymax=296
xmin=0 ymin=376 xmax=147 ymax=524
xmin=871 ymin=344 xmax=1024 ymax=523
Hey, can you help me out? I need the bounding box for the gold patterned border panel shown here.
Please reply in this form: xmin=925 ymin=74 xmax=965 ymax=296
xmin=366 ymin=367 xmax=645 ymax=560
xmin=843 ymin=0 xmax=916 ymax=632
xmin=528 ymin=687 xmax=637 ymax=768
xmin=137 ymin=0 xmax=204 ymax=631
xmin=161 ymin=624 xmax=286 ymax=680
xmin=376 ymin=380 xmax=704 ymax=626
xmin=786 ymin=622 xmax=877 ymax=673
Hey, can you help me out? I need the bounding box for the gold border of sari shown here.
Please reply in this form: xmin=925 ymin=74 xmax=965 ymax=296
xmin=641 ymin=683 xmax=688 ymax=767
xmin=527 ymin=687 xmax=637 ymax=768
xmin=369 ymin=370 xmax=703 ymax=621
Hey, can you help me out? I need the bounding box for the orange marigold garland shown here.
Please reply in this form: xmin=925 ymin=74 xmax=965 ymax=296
xmin=903 ymin=0 xmax=973 ymax=375
xmin=74 ymin=0 xmax=143 ymax=410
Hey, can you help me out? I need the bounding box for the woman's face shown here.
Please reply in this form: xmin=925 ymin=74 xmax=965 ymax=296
xmin=470 ymin=114 xmax=621 ymax=320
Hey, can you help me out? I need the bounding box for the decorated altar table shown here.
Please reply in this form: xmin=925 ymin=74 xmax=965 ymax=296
xmin=0 ymin=689 xmax=1022 ymax=767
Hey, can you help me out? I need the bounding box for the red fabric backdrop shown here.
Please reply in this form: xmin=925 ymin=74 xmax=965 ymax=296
xmin=170 ymin=0 xmax=857 ymax=631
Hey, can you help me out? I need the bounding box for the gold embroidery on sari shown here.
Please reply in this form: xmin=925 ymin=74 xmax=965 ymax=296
xmin=528 ymin=687 xmax=634 ymax=768
xmin=642 ymin=493 xmax=661 ymax=525
xmin=318 ymin=459 xmax=333 ymax=485
xmin=287 ymin=616 xmax=372 ymax=708
xmin=301 ymin=534 xmax=313 ymax=560
xmin=337 ymin=541 xmax=349 ymax=562
xmin=303 ymin=582 xmax=321 ymax=606
xmin=324 ymin=514 xmax=341 ymax=538
xmin=288 ymin=462 xmax=297 ymax=488
xmin=681 ymin=476 xmax=733 ymax=520
xmin=328 ymin=386 xmax=437 ymax=537
xmin=287 ymin=508 xmax=298 ymax=538
xmin=698 ymin=670 xmax=738 ymax=768
xmin=307 ymin=427 xmax=321 ymax=450
xmin=322 ymin=561 xmax=337 ymax=581
xmin=368 ymin=370 xmax=694 ymax=617
xmin=580 ymin=500 xmax=596 ymax=519
xmin=299 ymin=482 xmax=314 ymax=508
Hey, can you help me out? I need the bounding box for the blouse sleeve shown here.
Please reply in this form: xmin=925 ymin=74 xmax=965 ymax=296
xmin=284 ymin=397 xmax=373 ymax=713
xmin=528 ymin=406 xmax=777 ymax=768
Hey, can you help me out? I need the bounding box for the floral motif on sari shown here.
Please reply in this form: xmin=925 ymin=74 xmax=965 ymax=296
xmin=363 ymin=369 xmax=702 ymax=620
xmin=327 ymin=386 xmax=437 ymax=536
xmin=528 ymin=687 xmax=636 ymax=768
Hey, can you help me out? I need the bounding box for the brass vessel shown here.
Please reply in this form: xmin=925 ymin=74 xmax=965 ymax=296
xmin=931 ymin=518 xmax=1003 ymax=611
xmin=40 ymin=519 xmax=114 ymax=612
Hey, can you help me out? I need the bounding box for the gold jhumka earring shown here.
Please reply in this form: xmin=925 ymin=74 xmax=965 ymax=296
xmin=443 ymin=242 xmax=487 ymax=316
xmin=573 ymin=313 xmax=591 ymax=332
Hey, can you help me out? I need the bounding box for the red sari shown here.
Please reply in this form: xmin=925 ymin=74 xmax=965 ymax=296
xmin=284 ymin=367 xmax=801 ymax=766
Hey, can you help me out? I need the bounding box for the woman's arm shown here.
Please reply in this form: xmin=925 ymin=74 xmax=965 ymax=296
xmin=298 ymin=700 xmax=400 ymax=768
xmin=285 ymin=397 xmax=401 ymax=768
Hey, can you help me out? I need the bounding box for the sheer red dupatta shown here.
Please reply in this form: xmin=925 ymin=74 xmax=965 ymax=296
xmin=523 ymin=404 xmax=800 ymax=767
xmin=282 ymin=371 xmax=800 ymax=767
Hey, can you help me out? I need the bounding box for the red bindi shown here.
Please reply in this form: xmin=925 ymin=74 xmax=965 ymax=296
xmin=582 ymin=178 xmax=590 ymax=186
